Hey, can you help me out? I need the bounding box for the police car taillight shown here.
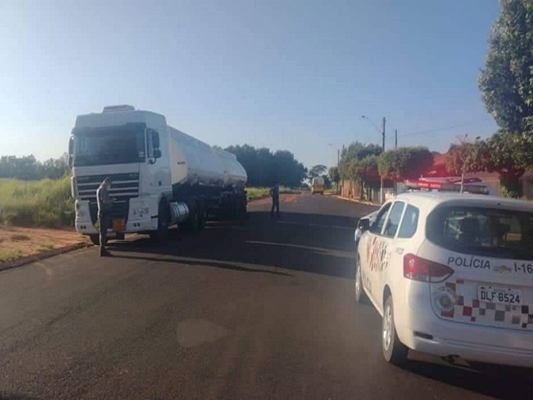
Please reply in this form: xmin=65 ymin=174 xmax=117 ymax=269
xmin=403 ymin=254 xmax=454 ymax=283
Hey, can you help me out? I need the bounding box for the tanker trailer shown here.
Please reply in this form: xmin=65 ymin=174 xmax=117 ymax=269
xmin=68 ymin=105 xmax=248 ymax=244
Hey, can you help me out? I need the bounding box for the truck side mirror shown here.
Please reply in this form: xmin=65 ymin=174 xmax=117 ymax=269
xmin=68 ymin=137 xmax=74 ymax=167
xmin=153 ymin=149 xmax=162 ymax=159
xmin=151 ymin=130 xmax=160 ymax=149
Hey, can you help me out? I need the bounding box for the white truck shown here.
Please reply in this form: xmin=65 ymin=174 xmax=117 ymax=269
xmin=68 ymin=105 xmax=248 ymax=245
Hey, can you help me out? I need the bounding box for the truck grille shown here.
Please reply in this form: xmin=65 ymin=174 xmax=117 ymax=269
xmin=75 ymin=173 xmax=139 ymax=225
xmin=76 ymin=173 xmax=140 ymax=201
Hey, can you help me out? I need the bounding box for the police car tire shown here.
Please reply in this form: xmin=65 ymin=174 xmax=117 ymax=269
xmin=355 ymin=256 xmax=369 ymax=304
xmin=382 ymin=295 xmax=408 ymax=365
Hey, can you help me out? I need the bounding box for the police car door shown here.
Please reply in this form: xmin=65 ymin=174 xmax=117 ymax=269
xmin=369 ymin=200 xmax=406 ymax=311
xmin=363 ymin=202 xmax=392 ymax=305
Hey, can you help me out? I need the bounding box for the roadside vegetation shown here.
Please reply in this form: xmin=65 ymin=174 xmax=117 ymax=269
xmin=0 ymin=177 xmax=74 ymax=228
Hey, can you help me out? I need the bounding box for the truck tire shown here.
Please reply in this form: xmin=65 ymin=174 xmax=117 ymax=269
xmin=197 ymin=200 xmax=207 ymax=230
xmin=182 ymin=201 xmax=200 ymax=232
xmin=89 ymin=234 xmax=100 ymax=246
xmin=89 ymin=234 xmax=108 ymax=246
xmin=150 ymin=200 xmax=170 ymax=242
xmin=239 ymin=194 xmax=247 ymax=219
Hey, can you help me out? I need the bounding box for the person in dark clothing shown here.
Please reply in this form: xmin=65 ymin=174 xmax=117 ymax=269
xmin=96 ymin=177 xmax=114 ymax=257
xmin=270 ymin=184 xmax=280 ymax=218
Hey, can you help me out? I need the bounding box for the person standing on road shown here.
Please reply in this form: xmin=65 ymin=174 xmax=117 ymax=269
xmin=270 ymin=183 xmax=280 ymax=218
xmin=96 ymin=177 xmax=114 ymax=257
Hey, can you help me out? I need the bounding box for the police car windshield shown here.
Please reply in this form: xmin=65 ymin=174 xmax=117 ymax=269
xmin=426 ymin=206 xmax=533 ymax=261
xmin=73 ymin=129 xmax=145 ymax=166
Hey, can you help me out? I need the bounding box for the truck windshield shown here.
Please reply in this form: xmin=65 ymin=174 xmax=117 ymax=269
xmin=426 ymin=206 xmax=533 ymax=261
xmin=73 ymin=128 xmax=145 ymax=166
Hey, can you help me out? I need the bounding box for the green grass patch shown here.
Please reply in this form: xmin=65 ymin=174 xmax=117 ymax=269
xmin=246 ymin=188 xmax=270 ymax=201
xmin=0 ymin=248 xmax=23 ymax=262
xmin=37 ymin=242 xmax=55 ymax=252
xmin=0 ymin=177 xmax=75 ymax=228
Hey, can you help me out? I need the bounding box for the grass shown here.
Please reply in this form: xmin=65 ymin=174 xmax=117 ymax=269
xmin=246 ymin=188 xmax=270 ymax=201
xmin=0 ymin=177 xmax=75 ymax=228
xmin=37 ymin=242 xmax=55 ymax=252
xmin=0 ymin=248 xmax=23 ymax=263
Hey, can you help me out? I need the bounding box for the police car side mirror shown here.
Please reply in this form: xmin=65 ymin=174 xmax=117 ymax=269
xmin=358 ymin=218 xmax=370 ymax=231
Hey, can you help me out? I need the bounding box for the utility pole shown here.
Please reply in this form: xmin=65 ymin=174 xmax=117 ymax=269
xmin=337 ymin=148 xmax=340 ymax=194
xmin=395 ymin=129 xmax=398 ymax=149
xmin=380 ymin=117 xmax=386 ymax=203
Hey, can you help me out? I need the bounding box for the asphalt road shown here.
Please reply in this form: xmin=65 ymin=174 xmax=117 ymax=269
xmin=0 ymin=193 xmax=531 ymax=400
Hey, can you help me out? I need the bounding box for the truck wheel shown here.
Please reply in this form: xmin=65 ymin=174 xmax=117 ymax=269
xmin=382 ymin=294 xmax=408 ymax=365
xmin=198 ymin=202 xmax=207 ymax=230
xmin=182 ymin=203 xmax=200 ymax=232
xmin=89 ymin=234 xmax=100 ymax=246
xmin=150 ymin=200 xmax=169 ymax=242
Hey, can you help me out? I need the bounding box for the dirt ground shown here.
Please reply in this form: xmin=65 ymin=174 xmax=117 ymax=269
xmin=0 ymin=226 xmax=88 ymax=263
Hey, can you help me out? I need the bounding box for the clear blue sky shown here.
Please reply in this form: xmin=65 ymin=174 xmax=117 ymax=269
xmin=0 ymin=0 xmax=500 ymax=169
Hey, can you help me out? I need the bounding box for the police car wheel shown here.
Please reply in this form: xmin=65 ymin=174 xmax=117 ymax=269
xmin=354 ymin=255 xmax=369 ymax=304
xmin=382 ymin=295 xmax=408 ymax=365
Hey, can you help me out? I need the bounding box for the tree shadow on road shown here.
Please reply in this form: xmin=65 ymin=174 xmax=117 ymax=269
xmin=108 ymin=211 xmax=359 ymax=279
xmin=398 ymin=358 xmax=533 ymax=400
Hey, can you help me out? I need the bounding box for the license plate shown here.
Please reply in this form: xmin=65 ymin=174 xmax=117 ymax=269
xmin=478 ymin=285 xmax=522 ymax=305
xmin=113 ymin=219 xmax=125 ymax=232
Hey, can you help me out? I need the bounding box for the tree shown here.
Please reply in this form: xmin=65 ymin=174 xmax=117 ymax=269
xmin=378 ymin=147 xmax=434 ymax=181
xmin=479 ymin=0 xmax=533 ymax=133
xmin=338 ymin=142 xmax=382 ymax=180
xmin=0 ymin=154 xmax=70 ymax=180
xmin=224 ymin=144 xmax=306 ymax=188
xmin=307 ymin=164 xmax=327 ymax=180
xmin=480 ymin=131 xmax=529 ymax=197
xmin=347 ymin=155 xmax=379 ymax=200
xmin=328 ymin=166 xmax=340 ymax=193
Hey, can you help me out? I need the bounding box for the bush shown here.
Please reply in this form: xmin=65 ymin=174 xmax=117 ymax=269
xmin=0 ymin=177 xmax=75 ymax=228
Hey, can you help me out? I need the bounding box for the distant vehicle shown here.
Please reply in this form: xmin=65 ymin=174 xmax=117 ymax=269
xmin=68 ymin=105 xmax=248 ymax=245
xmin=355 ymin=191 xmax=533 ymax=368
xmin=311 ymin=177 xmax=325 ymax=195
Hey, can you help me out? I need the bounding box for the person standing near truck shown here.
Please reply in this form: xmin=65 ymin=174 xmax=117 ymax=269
xmin=270 ymin=183 xmax=280 ymax=218
xmin=96 ymin=177 xmax=114 ymax=257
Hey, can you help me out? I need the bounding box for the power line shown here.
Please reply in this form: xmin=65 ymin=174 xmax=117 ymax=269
xmin=399 ymin=118 xmax=493 ymax=137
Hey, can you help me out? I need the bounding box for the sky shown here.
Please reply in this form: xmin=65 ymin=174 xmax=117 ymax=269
xmin=0 ymin=0 xmax=500 ymax=169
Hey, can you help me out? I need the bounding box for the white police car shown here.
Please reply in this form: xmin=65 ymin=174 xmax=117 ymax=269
xmin=355 ymin=191 xmax=533 ymax=368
